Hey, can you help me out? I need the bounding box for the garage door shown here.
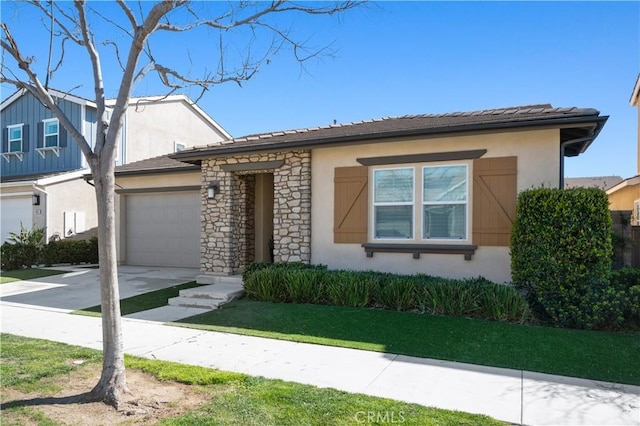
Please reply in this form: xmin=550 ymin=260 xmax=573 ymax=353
xmin=1 ymin=197 xmax=33 ymax=242
xmin=126 ymin=191 xmax=200 ymax=268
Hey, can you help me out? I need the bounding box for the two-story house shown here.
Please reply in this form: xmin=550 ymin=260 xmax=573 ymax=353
xmin=0 ymin=88 xmax=230 ymax=242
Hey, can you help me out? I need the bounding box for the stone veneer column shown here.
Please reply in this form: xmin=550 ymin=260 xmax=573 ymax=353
xmin=201 ymin=150 xmax=311 ymax=275
xmin=201 ymin=160 xmax=234 ymax=275
xmin=273 ymin=151 xmax=311 ymax=263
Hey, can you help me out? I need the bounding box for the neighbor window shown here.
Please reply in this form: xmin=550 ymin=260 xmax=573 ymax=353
xmin=372 ymin=163 xmax=468 ymax=241
xmin=174 ymin=141 xmax=186 ymax=152
xmin=422 ymin=165 xmax=468 ymax=240
xmin=7 ymin=124 xmax=23 ymax=152
xmin=373 ymin=167 xmax=414 ymax=239
xmin=43 ymin=119 xmax=59 ymax=147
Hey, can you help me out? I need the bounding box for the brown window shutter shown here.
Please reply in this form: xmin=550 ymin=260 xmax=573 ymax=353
xmin=472 ymin=157 xmax=517 ymax=246
xmin=334 ymin=166 xmax=368 ymax=243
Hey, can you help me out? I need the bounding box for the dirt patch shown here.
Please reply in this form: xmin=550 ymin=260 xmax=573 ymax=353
xmin=1 ymin=364 xmax=212 ymax=425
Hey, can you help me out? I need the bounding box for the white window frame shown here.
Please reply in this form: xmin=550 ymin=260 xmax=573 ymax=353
xmin=370 ymin=162 xmax=470 ymax=244
xmin=2 ymin=124 xmax=24 ymax=162
xmin=372 ymin=166 xmax=415 ymax=240
xmin=43 ymin=118 xmax=60 ymax=148
xmin=421 ymin=164 xmax=469 ymax=241
xmin=174 ymin=141 xmax=186 ymax=152
xmin=7 ymin=124 xmax=23 ymax=152
xmin=37 ymin=118 xmax=62 ymax=158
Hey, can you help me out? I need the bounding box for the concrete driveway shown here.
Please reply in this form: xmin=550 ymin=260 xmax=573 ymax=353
xmin=0 ymin=265 xmax=199 ymax=311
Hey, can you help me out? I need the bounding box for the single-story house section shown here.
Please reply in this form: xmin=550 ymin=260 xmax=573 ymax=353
xmin=169 ymin=104 xmax=606 ymax=283
xmin=113 ymin=155 xmax=201 ymax=268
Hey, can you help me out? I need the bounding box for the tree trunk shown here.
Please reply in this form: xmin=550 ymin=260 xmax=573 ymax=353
xmin=86 ymin=163 xmax=129 ymax=407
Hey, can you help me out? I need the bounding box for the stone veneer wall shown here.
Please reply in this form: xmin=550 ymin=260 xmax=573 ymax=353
xmin=201 ymin=150 xmax=311 ymax=275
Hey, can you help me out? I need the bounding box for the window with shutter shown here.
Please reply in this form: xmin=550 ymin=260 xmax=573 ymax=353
xmin=334 ymin=166 xmax=368 ymax=243
xmin=472 ymin=156 xmax=517 ymax=247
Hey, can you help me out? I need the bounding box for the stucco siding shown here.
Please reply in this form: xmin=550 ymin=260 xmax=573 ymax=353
xmin=310 ymin=128 xmax=560 ymax=283
xmin=124 ymin=100 xmax=228 ymax=163
xmin=608 ymin=184 xmax=640 ymax=211
xmin=44 ymin=178 xmax=98 ymax=241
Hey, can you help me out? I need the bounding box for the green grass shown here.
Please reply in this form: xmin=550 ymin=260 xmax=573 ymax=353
xmin=0 ymin=334 xmax=102 ymax=392
xmin=1 ymin=334 xmax=504 ymax=425
xmin=0 ymin=268 xmax=68 ymax=284
xmin=74 ymin=281 xmax=203 ymax=316
xmin=175 ymin=299 xmax=640 ymax=386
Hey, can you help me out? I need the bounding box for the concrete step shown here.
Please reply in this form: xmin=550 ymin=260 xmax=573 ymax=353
xmin=168 ymin=296 xmax=225 ymax=310
xmin=125 ymin=305 xmax=211 ymax=322
xmin=180 ymin=284 xmax=244 ymax=301
xmin=196 ymin=274 xmax=243 ymax=286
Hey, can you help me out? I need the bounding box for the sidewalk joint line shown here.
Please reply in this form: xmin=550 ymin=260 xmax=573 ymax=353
xmin=362 ymin=353 xmax=399 ymax=392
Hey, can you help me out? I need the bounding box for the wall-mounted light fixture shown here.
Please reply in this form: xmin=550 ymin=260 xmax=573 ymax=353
xmin=32 ymin=194 xmax=40 ymax=206
xmin=207 ymin=182 xmax=220 ymax=199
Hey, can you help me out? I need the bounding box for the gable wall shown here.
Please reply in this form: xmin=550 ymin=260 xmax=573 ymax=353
xmin=124 ymin=100 xmax=228 ymax=163
xmin=311 ymin=128 xmax=560 ymax=283
xmin=1 ymin=92 xmax=86 ymax=177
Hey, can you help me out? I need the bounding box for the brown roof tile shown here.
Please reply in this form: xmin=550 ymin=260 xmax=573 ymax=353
xmin=171 ymin=103 xmax=606 ymax=162
xmin=115 ymin=154 xmax=199 ymax=176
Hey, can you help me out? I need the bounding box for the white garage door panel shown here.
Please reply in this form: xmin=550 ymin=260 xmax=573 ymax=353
xmin=1 ymin=197 xmax=33 ymax=242
xmin=126 ymin=192 xmax=200 ymax=268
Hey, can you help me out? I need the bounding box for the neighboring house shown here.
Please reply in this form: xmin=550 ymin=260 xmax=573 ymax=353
xmin=564 ymin=176 xmax=623 ymax=190
xmin=607 ymin=74 xmax=640 ymax=221
xmin=0 ymin=88 xmax=230 ymax=242
xmin=160 ymin=104 xmax=607 ymax=283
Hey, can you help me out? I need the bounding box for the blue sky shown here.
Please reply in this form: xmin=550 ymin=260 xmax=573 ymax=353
xmin=2 ymin=1 xmax=639 ymax=178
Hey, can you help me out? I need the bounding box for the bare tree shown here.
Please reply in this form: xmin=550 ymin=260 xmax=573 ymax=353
xmin=1 ymin=0 xmax=358 ymax=408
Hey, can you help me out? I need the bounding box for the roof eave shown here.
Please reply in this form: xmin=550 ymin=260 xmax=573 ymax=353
xmin=171 ymin=114 xmax=607 ymax=163
xmin=114 ymin=165 xmax=200 ymax=177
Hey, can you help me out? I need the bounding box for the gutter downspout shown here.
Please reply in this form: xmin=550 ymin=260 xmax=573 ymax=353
xmin=559 ymin=136 xmax=595 ymax=189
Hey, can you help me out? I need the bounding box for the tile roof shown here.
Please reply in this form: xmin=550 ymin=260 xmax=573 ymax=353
xmin=172 ymin=104 xmax=605 ymax=160
xmin=114 ymin=154 xmax=199 ymax=176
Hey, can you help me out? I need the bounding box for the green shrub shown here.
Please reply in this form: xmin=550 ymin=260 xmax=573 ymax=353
xmin=284 ymin=269 xmax=325 ymax=304
xmin=375 ymin=277 xmax=416 ymax=311
xmin=1 ymin=242 xmax=22 ymax=270
xmin=243 ymin=267 xmax=287 ymax=302
xmin=511 ymin=188 xmax=615 ymax=329
xmin=0 ymin=225 xmax=44 ymax=270
xmin=241 ymin=263 xmax=530 ymax=324
xmin=477 ymin=283 xmax=531 ymax=323
xmin=325 ymin=271 xmax=374 ymax=307
xmin=416 ymin=279 xmax=479 ymax=317
xmin=41 ymin=237 xmax=99 ymax=266
xmin=626 ymin=286 xmax=640 ymax=321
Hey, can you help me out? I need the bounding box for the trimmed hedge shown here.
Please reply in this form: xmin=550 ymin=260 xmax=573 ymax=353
xmin=1 ymin=232 xmax=99 ymax=271
xmin=511 ymin=187 xmax=618 ymax=329
xmin=243 ymin=263 xmax=531 ymax=323
xmin=41 ymin=237 xmax=99 ymax=266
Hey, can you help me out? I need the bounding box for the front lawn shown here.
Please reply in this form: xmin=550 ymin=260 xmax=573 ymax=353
xmin=1 ymin=334 xmax=504 ymax=425
xmin=0 ymin=268 xmax=68 ymax=284
xmin=176 ymin=299 xmax=640 ymax=386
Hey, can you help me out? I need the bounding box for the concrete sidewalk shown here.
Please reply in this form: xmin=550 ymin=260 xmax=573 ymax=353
xmin=1 ymin=303 xmax=638 ymax=425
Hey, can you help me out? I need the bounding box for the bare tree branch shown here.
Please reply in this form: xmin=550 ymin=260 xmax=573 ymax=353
xmin=115 ymin=0 xmax=138 ymax=32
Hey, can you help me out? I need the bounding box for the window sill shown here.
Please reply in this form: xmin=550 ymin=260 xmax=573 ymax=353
xmin=1 ymin=152 xmax=24 ymax=162
xmin=36 ymin=146 xmax=61 ymax=158
xmin=362 ymin=243 xmax=477 ymax=261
